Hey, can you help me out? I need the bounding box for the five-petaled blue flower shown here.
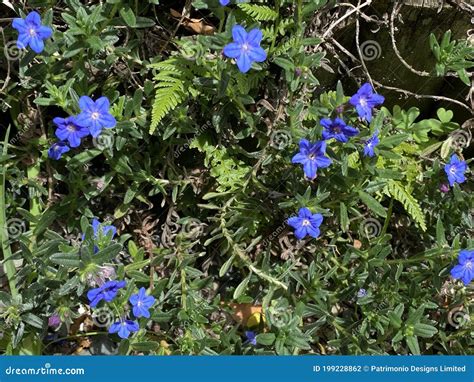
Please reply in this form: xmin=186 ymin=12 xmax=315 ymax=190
xmin=223 ymin=25 xmax=267 ymax=73
xmin=48 ymin=142 xmax=70 ymax=160
xmin=291 ymin=139 xmax=332 ymax=180
xmin=349 ymin=83 xmax=385 ymax=122
xmin=245 ymin=331 xmax=257 ymax=346
xmin=130 ymin=287 xmax=156 ymax=318
xmin=54 ymin=116 xmax=90 ymax=148
xmin=87 ymin=280 xmax=126 ymax=307
xmin=363 ymin=131 xmax=380 ymax=157
xmin=444 ymin=154 xmax=467 ymax=187
xmin=76 ymin=96 xmax=116 ymax=138
xmin=450 ymin=249 xmax=474 ymax=285
xmin=321 ymin=117 xmax=359 ymax=143
xmin=12 ymin=11 xmax=52 ymax=54
xmin=109 ymin=319 xmax=139 ymax=339
xmin=287 ymin=208 xmax=324 ymax=240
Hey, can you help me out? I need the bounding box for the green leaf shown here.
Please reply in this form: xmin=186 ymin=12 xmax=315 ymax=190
xmin=131 ymin=341 xmax=159 ymax=352
xmin=22 ymin=313 xmax=44 ymax=329
xmin=233 ymin=274 xmax=250 ymax=299
xmin=256 ymin=333 xmax=276 ymax=345
xmin=94 ymin=243 xmax=123 ymax=265
xmin=406 ymin=335 xmax=420 ymax=355
xmin=414 ymin=323 xmax=438 ymax=338
xmin=436 ymin=217 xmax=446 ymax=245
xmin=50 ymin=252 xmax=81 ymax=268
xmin=120 ymin=7 xmax=136 ymax=27
xmin=219 ymin=255 xmax=235 ymax=277
xmin=358 ymin=191 xmax=387 ymax=218
xmin=339 ymin=202 xmax=349 ymax=232
xmin=273 ymin=57 xmax=294 ymax=71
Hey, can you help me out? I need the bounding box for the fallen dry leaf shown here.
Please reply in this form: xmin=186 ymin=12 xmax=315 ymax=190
xmin=170 ymin=8 xmax=215 ymax=35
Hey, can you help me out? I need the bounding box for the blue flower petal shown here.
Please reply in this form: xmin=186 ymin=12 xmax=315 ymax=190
xmin=232 ymin=25 xmax=247 ymax=44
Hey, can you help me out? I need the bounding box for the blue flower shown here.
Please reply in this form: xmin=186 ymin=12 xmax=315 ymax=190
xmin=129 ymin=287 xmax=155 ymax=318
xmin=109 ymin=319 xmax=139 ymax=339
xmin=349 ymin=83 xmax=384 ymax=122
xmin=450 ymin=249 xmax=474 ymax=285
xmin=53 ymin=116 xmax=90 ymax=148
xmin=357 ymin=288 xmax=367 ymax=298
xmin=287 ymin=208 xmax=323 ymax=240
xmin=223 ymin=25 xmax=267 ymax=73
xmin=87 ymin=280 xmax=126 ymax=307
xmin=244 ymin=331 xmax=257 ymax=346
xmin=220 ymin=0 xmax=243 ymax=5
xmin=12 ymin=11 xmax=52 ymax=54
xmin=291 ymin=139 xmax=332 ymax=180
xmin=75 ymin=96 xmax=116 ymax=138
xmin=48 ymin=142 xmax=70 ymax=160
xmin=363 ymin=131 xmax=380 ymax=157
xmin=92 ymin=218 xmax=117 ymax=239
xmin=444 ymin=154 xmax=467 ymax=187
xmin=321 ymin=117 xmax=359 ymax=142
xmin=82 ymin=218 xmax=117 ymax=253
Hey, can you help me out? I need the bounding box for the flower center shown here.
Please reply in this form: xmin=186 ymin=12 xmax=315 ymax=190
xmin=91 ymin=112 xmax=100 ymax=120
xmin=242 ymin=43 xmax=250 ymax=52
xmin=360 ymin=98 xmax=367 ymax=107
xmin=29 ymin=28 xmax=37 ymax=37
xmin=54 ymin=145 xmax=60 ymax=151
xmin=308 ymin=154 xmax=315 ymax=160
xmin=137 ymin=301 xmax=143 ymax=307
xmin=66 ymin=124 xmax=76 ymax=132
xmin=466 ymin=261 xmax=473 ymax=270
xmin=333 ymin=125 xmax=342 ymax=133
xmin=367 ymin=142 xmax=373 ymax=148
xmin=450 ymin=165 xmax=457 ymax=175
xmin=302 ymin=219 xmax=310 ymax=226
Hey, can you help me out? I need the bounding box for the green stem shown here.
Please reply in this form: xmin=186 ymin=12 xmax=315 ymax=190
xmin=1 ymin=126 xmax=18 ymax=297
